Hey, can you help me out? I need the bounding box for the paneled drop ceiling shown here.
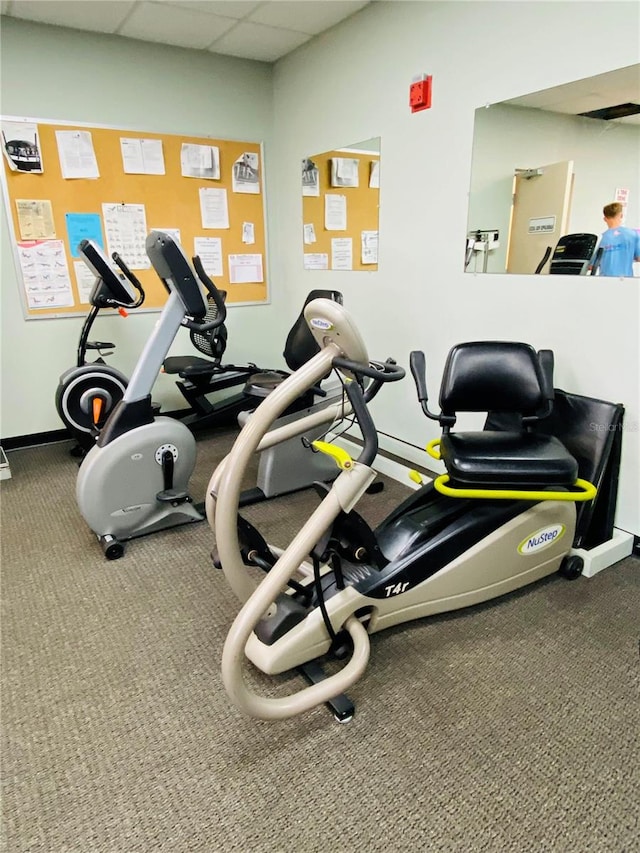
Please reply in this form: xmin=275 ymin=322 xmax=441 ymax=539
xmin=0 ymin=0 xmax=371 ymax=62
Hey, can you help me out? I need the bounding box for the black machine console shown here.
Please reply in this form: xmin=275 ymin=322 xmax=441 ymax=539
xmin=145 ymin=231 xmax=208 ymax=319
xmin=78 ymin=239 xmax=138 ymax=307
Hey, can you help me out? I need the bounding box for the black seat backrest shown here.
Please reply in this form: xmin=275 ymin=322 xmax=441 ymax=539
xmin=283 ymin=290 xmax=343 ymax=372
xmin=190 ymin=291 xmax=228 ymax=361
xmin=549 ymin=233 xmax=598 ymax=275
xmin=146 ymin=231 xmax=208 ymax=317
xmin=439 ymin=342 xmax=546 ymax=423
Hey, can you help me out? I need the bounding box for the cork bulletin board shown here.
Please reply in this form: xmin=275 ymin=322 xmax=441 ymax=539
xmin=302 ymin=146 xmax=380 ymax=272
xmin=1 ymin=116 xmax=269 ymax=319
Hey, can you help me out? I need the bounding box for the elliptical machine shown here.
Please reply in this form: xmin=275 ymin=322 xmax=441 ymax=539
xmin=207 ymin=299 xmax=618 ymax=722
xmin=55 ymin=240 xmax=146 ymax=456
xmin=76 ymin=232 xmax=227 ymax=559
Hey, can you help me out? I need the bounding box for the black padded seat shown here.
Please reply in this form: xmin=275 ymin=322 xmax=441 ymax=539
xmin=440 ymin=431 xmax=578 ymax=489
xmin=431 ymin=341 xmax=581 ymax=493
xmin=164 ymin=355 xmax=219 ymax=377
xmin=243 ymin=290 xmax=343 ymax=399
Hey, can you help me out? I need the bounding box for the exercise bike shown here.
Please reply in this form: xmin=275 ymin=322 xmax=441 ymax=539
xmin=55 ymin=240 xmax=146 ymax=457
xmin=208 ymin=298 xmax=619 ymax=722
xmin=76 ymin=232 xmax=227 ymax=559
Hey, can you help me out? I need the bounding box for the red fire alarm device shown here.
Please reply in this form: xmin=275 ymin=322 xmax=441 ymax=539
xmin=410 ymin=74 xmax=432 ymax=113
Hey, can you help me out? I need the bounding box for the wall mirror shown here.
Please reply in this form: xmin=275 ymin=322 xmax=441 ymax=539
xmin=302 ymin=137 xmax=380 ymax=271
xmin=466 ymin=65 xmax=640 ymax=275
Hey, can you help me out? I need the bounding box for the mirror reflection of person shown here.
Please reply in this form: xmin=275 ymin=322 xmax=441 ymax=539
xmin=592 ymin=202 xmax=640 ymax=276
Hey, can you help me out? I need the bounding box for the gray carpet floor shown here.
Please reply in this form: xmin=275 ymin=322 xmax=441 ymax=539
xmin=1 ymin=432 xmax=639 ymax=853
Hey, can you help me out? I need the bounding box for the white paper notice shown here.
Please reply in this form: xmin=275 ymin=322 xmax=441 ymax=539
xmin=199 ymin=188 xmax=229 ymax=229
xmin=369 ymin=160 xmax=380 ymax=189
xmin=361 ymin=230 xmax=379 ymax=265
xmin=120 ymin=138 xmax=165 ymax=175
xmin=74 ymin=260 xmax=98 ymax=304
xmin=181 ymin=144 xmax=220 ymax=180
xmin=194 ymin=237 xmax=223 ymax=278
xmin=102 ymin=203 xmax=149 ymax=269
xmin=331 ymin=157 xmax=359 ymax=188
xmin=242 ymin=222 xmax=255 ymax=244
xmin=331 ymin=238 xmax=353 ymax=270
xmin=325 ymin=194 xmax=347 ymax=231
xmin=15 ymin=199 xmax=56 ymax=240
xmin=17 ymin=239 xmax=74 ymax=309
xmin=228 ymin=253 xmax=263 ymax=284
xmin=303 ymin=223 xmax=316 ymax=245
xmin=232 ymin=152 xmax=260 ymax=194
xmin=2 ymin=121 xmax=43 ymax=173
xmin=615 ymin=187 xmax=629 ymax=205
xmin=302 ymin=159 xmax=320 ymax=197
xmin=55 ymin=130 xmax=100 ymax=179
xmin=303 ymin=253 xmax=329 ymax=271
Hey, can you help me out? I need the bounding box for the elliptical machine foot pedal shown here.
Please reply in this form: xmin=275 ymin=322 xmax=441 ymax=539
xmin=156 ymin=488 xmax=192 ymax=505
xmin=298 ymin=660 xmax=355 ymax=723
xmin=156 ymin=449 xmax=192 ymax=505
xmin=366 ymin=480 xmax=384 ymax=495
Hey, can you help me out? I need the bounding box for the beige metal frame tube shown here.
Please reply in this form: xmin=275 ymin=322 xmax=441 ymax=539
xmin=221 ymin=464 xmax=375 ymax=719
xmin=205 ymin=393 xmax=353 ymax=537
xmin=211 ymin=345 xmax=341 ymax=604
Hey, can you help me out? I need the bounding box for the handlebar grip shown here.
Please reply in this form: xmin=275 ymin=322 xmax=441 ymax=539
xmin=111 ymin=252 xmax=145 ymax=308
xmin=344 ymin=381 xmax=378 ymax=468
xmin=332 ymin=356 xmax=405 ymax=383
xmin=192 ymin=256 xmax=227 ymax=325
xmin=86 ymin=341 xmax=115 ymax=350
xmin=409 ymin=351 xmax=428 ymax=402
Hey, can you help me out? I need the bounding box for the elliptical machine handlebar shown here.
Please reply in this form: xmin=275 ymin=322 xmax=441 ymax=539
xmin=409 ymin=350 xmax=441 ymax=421
xmin=333 ymin=358 xmax=405 ymax=467
xmin=209 ymin=299 xmax=409 ymax=719
xmin=332 ymin=356 xmax=405 ymax=388
xmin=343 ymin=381 xmax=379 ymax=468
xmin=111 ymin=252 xmax=145 ymax=309
xmin=78 ymin=239 xmax=144 ymax=310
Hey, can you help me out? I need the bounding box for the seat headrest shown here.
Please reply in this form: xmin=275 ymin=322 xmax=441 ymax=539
xmin=283 ymin=290 xmax=343 ymax=372
xmin=440 ymin=342 xmax=545 ymax=416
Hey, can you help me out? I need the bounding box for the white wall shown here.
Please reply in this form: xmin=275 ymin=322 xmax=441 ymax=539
xmin=468 ymin=103 xmax=640 ymax=273
xmin=0 ymin=17 xmax=289 ymax=438
xmin=270 ymin=0 xmax=640 ymax=534
xmin=1 ymin=4 xmax=639 ymax=535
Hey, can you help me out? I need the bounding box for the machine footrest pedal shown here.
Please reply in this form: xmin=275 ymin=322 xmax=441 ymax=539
xmin=156 ymin=488 xmax=192 ymax=504
xmin=298 ymin=660 xmax=355 ymax=722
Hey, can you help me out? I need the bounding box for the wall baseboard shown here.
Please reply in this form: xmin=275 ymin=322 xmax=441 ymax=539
xmin=572 ymin=529 xmax=635 ymax=578
xmin=1 ymin=429 xmax=71 ymax=450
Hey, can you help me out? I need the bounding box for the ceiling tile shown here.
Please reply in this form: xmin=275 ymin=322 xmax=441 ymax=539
xmin=248 ymin=0 xmax=369 ymax=35
xmin=162 ymin=1 xmax=261 ymax=18
xmin=6 ymin=0 xmax=135 ymax=32
xmin=210 ymin=20 xmax=310 ymax=62
xmin=119 ymin=1 xmax=237 ymax=49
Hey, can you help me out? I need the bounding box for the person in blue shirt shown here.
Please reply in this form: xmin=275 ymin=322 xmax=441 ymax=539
xmin=593 ymin=202 xmax=640 ymax=276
